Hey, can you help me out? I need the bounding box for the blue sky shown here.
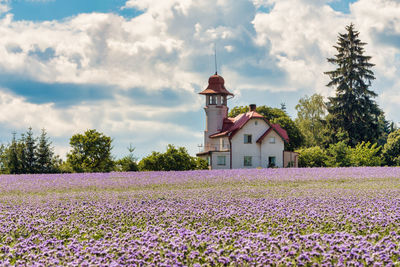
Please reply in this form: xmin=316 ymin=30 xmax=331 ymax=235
xmin=9 ymin=0 xmax=143 ymax=21
xmin=0 ymin=0 xmax=399 ymax=159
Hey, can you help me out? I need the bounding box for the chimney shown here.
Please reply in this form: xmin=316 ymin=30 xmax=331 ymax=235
xmin=249 ymin=104 xmax=257 ymax=112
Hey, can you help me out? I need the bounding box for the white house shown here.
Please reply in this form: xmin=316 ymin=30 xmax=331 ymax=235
xmin=196 ymin=73 xmax=298 ymax=169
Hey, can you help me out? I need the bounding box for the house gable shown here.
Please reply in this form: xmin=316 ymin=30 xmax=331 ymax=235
xmin=230 ymin=118 xmax=270 ymax=168
xmin=257 ymin=124 xmax=289 ymax=144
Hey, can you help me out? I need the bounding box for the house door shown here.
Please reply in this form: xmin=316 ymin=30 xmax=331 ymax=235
xmin=268 ymin=156 xmax=276 ymax=168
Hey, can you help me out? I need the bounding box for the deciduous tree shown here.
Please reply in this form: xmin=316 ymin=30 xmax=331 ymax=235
xmin=139 ymin=144 xmax=208 ymax=171
xmin=295 ymin=94 xmax=327 ymax=147
xmin=67 ymin=129 xmax=114 ymax=173
xmin=382 ymin=129 xmax=400 ymax=166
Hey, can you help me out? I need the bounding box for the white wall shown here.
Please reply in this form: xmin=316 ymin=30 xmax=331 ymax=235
xmin=211 ymin=151 xmax=230 ymax=170
xmin=260 ymin=131 xmax=284 ymax=168
xmin=231 ymin=118 xmax=270 ymax=169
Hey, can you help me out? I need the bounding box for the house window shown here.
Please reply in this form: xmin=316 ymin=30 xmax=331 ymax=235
xmin=217 ymin=156 xmax=226 ymax=166
xmin=244 ymin=156 xmax=252 ymax=166
xmin=255 ymin=121 xmax=258 ymax=125
xmin=209 ymin=95 xmax=217 ymax=105
xmin=244 ymin=134 xmax=252 ymax=144
xmin=268 ymin=156 xmax=276 ymax=168
xmin=269 ymin=137 xmax=276 ymax=144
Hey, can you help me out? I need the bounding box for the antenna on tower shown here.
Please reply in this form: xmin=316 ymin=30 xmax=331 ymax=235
xmin=214 ymin=43 xmax=218 ymax=75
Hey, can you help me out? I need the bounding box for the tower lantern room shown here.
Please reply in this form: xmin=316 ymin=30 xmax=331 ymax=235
xmin=199 ymin=73 xmax=234 ymax=150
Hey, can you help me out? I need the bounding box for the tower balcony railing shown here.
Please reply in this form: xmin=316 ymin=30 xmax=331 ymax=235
xmin=199 ymin=144 xmax=230 ymax=153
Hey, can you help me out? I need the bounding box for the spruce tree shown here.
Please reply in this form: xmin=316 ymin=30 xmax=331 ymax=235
xmin=36 ymin=128 xmax=56 ymax=173
xmin=7 ymin=132 xmax=21 ymax=174
xmin=17 ymin=133 xmax=27 ymax=173
xmin=325 ymin=23 xmax=381 ymax=146
xmin=24 ymin=127 xmax=37 ymax=173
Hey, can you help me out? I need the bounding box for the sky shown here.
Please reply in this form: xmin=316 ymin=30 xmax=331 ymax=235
xmin=0 ymin=0 xmax=399 ymax=159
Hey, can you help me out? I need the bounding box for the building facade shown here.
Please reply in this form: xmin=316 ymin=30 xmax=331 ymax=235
xmin=196 ymin=73 xmax=298 ymax=169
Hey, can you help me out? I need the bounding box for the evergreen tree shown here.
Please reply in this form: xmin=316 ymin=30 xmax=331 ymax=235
xmin=24 ymin=127 xmax=37 ymax=173
xmin=115 ymin=144 xmax=139 ymax=172
xmin=7 ymin=132 xmax=21 ymax=174
xmin=325 ymin=23 xmax=381 ymax=146
xmin=36 ymin=128 xmax=56 ymax=173
xmin=0 ymin=144 xmax=6 ymax=173
xmin=17 ymin=133 xmax=28 ymax=173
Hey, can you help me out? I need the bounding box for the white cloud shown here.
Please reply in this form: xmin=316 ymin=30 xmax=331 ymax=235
xmin=0 ymin=0 xmax=9 ymax=15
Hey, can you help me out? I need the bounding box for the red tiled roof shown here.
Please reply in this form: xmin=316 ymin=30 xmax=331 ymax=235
xmin=209 ymin=111 xmax=289 ymax=143
xmin=199 ymin=74 xmax=234 ymax=96
xmin=256 ymin=124 xmax=289 ymax=143
xmin=209 ymin=111 xmax=268 ymax=138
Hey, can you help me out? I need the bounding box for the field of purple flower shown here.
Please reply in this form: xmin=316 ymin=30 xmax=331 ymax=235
xmin=1 ymin=167 xmax=400 ymax=265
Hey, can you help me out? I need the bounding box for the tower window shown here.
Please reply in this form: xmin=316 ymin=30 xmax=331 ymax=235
xmin=209 ymin=95 xmax=217 ymax=105
xmin=244 ymin=134 xmax=252 ymax=144
xmin=222 ymin=96 xmax=227 ymax=105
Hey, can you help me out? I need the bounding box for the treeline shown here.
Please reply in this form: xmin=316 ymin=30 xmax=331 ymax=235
xmin=0 ymin=129 xmax=208 ymax=174
xmin=0 ymin=128 xmax=61 ymax=174
xmin=293 ymin=92 xmax=400 ymax=167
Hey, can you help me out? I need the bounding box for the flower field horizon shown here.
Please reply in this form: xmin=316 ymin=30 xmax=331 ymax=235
xmin=1 ymin=167 xmax=400 ymax=265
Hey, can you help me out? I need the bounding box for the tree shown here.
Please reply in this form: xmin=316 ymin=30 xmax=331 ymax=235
xmin=138 ymin=151 xmax=163 ymax=171
xmin=5 ymin=133 xmax=21 ymax=174
xmin=36 ymin=129 xmax=59 ymax=173
xmin=295 ymin=94 xmax=327 ymax=147
xmin=349 ymin=141 xmax=382 ymax=167
xmin=229 ymin=105 xmax=304 ymax=150
xmin=17 ymin=133 xmax=27 ymax=173
xmin=376 ymin=112 xmax=393 ymax=146
xmin=296 ymin=146 xmax=328 ymax=167
xmin=139 ymin=144 xmax=208 ymax=171
xmin=194 ymin=157 xmax=209 ymax=170
xmin=0 ymin=144 xmax=6 ymax=173
xmin=23 ymin=127 xmax=37 ymax=173
xmin=325 ymin=23 xmax=381 ymax=146
xmin=280 ymin=103 xmax=287 ymax=112
xmin=115 ymin=144 xmax=139 ymax=172
xmin=325 ymin=141 xmax=352 ymax=167
xmin=382 ymin=129 xmax=400 ymax=166
xmin=67 ymin=129 xmax=114 ymax=173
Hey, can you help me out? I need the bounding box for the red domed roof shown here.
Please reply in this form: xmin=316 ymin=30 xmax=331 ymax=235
xmin=199 ymin=73 xmax=234 ymax=96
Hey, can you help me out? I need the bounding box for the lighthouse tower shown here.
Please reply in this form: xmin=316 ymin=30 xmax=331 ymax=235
xmin=199 ymin=73 xmax=234 ymax=151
